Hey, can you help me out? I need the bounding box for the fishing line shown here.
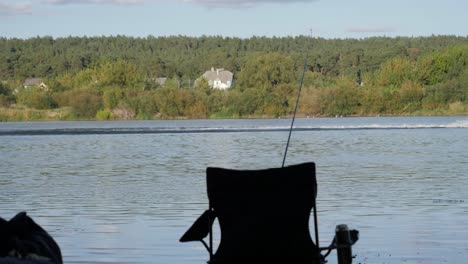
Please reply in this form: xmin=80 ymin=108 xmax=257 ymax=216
xmin=282 ymin=33 xmax=312 ymax=167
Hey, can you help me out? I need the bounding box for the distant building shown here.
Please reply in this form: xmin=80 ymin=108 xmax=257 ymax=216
xmin=155 ymin=77 xmax=167 ymax=86
xmin=146 ymin=77 xmax=167 ymax=87
xmin=145 ymin=77 xmax=167 ymax=89
xmin=200 ymin=67 xmax=233 ymax=90
xmin=23 ymin=78 xmax=48 ymax=90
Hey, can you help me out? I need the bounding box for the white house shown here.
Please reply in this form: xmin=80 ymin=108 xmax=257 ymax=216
xmin=200 ymin=67 xmax=233 ymax=90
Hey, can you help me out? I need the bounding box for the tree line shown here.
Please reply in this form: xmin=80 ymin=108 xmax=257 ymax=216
xmin=0 ymin=35 xmax=467 ymax=121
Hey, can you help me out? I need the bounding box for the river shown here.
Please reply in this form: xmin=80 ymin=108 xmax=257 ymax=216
xmin=1 ymin=116 xmax=467 ymax=263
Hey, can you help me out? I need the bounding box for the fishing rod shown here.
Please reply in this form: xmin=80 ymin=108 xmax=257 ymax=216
xmin=282 ymin=32 xmax=312 ymax=167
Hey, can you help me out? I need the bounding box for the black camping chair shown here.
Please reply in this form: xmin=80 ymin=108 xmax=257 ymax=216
xmin=180 ymin=162 xmax=359 ymax=264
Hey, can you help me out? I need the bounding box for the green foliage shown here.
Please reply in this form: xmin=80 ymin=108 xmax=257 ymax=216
xmin=103 ymin=87 xmax=123 ymax=109
xmin=96 ymin=109 xmax=113 ymax=120
xmin=0 ymin=35 xmax=462 ymax=83
xmin=187 ymin=100 xmax=208 ymax=119
xmin=298 ymin=88 xmax=322 ymax=115
xmin=315 ymin=78 xmax=362 ymax=116
xmin=59 ymin=89 xmax=102 ymax=118
xmin=94 ymin=60 xmax=143 ymax=87
xmin=236 ymin=88 xmax=266 ymax=116
xmin=143 ymin=78 xmax=161 ymax=91
xmin=359 ymin=86 xmax=388 ymax=114
xmin=54 ymin=72 xmax=78 ymax=91
xmin=399 ymin=80 xmax=424 ymax=111
xmin=262 ymin=84 xmax=295 ymax=117
xmin=73 ymin=68 xmax=96 ymax=88
xmin=1 ymin=36 xmax=468 ymax=120
xmin=303 ymin=72 xmax=334 ymax=88
xmin=16 ymin=88 xmax=55 ymax=110
xmin=123 ymin=90 xmax=159 ymax=119
xmin=448 ymin=101 xmax=466 ymax=114
xmin=422 ymin=79 xmax=465 ymax=110
xmin=204 ymin=89 xmax=228 ymax=114
xmin=195 ymin=76 xmax=211 ymax=91
xmin=164 ymin=78 xmax=181 ymax=90
xmin=155 ymin=87 xmax=182 ymax=118
xmin=0 ymin=82 xmax=9 ymax=96
xmin=376 ymin=57 xmax=414 ymax=87
xmin=417 ymin=46 xmax=468 ymax=85
xmin=0 ymin=95 xmax=9 ymax=107
xmin=236 ymin=53 xmax=295 ymax=90
xmin=457 ymin=68 xmax=468 ymax=103
xmin=0 ymin=82 xmax=14 ymax=107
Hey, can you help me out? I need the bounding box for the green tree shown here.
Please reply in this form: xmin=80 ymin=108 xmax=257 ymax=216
xmin=319 ymin=86 xmax=361 ymax=116
xmin=417 ymin=46 xmax=468 ymax=85
xmin=122 ymin=90 xmax=159 ymax=119
xmin=195 ymin=76 xmax=211 ymax=91
xmin=459 ymin=69 xmax=468 ymax=102
xmin=262 ymin=84 xmax=295 ymax=117
xmin=359 ymin=86 xmax=387 ymax=114
xmin=236 ymin=53 xmax=295 ymax=90
xmin=0 ymin=82 xmax=13 ymax=107
xmin=399 ymin=80 xmax=424 ymax=112
xmin=376 ymin=57 xmax=414 ymax=87
xmin=237 ymin=88 xmax=266 ymax=116
xmin=94 ymin=60 xmax=143 ymax=87
xmin=2 ymin=36 xmax=468 ymax=119
xmin=103 ymin=87 xmax=124 ymax=109
xmin=16 ymin=88 xmax=55 ymax=110
xmin=60 ymin=89 xmax=102 ymax=118
xmin=298 ymin=87 xmax=323 ymax=115
xmin=187 ymin=100 xmax=208 ymax=119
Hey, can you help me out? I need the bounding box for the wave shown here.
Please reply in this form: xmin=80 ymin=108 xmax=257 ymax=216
xmin=1 ymin=120 xmax=467 ymax=136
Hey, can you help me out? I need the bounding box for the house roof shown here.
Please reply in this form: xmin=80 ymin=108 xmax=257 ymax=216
xmin=202 ymin=68 xmax=233 ymax=84
xmin=24 ymin=78 xmax=44 ymax=86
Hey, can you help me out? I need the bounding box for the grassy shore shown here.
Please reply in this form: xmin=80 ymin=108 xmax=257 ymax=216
xmin=1 ymin=104 xmax=467 ymax=122
xmin=0 ymin=106 xmax=73 ymax=122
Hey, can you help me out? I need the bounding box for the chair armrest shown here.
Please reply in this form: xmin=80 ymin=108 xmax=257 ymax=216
xmin=319 ymin=229 xmax=359 ymax=260
xmin=179 ymin=210 xmax=215 ymax=242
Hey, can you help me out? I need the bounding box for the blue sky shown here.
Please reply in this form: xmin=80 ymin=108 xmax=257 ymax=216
xmin=1 ymin=0 xmax=467 ymax=39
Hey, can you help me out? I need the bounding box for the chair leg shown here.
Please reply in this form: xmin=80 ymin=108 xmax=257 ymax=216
xmin=209 ymin=208 xmax=214 ymax=260
xmin=313 ymin=205 xmax=320 ymax=249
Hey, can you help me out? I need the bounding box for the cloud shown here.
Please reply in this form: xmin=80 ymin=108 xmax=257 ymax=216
xmin=21 ymin=0 xmax=316 ymax=8
xmin=346 ymin=26 xmax=396 ymax=33
xmin=0 ymin=2 xmax=32 ymax=16
xmin=182 ymin=0 xmax=316 ymax=8
xmin=43 ymin=0 xmax=316 ymax=7
xmin=1 ymin=0 xmax=317 ymax=17
xmin=43 ymin=0 xmax=146 ymax=5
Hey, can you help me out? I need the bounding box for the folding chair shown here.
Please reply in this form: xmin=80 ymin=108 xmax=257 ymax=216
xmin=180 ymin=162 xmax=358 ymax=264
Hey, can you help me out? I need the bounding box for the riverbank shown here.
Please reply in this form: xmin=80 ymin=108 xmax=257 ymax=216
xmin=1 ymin=104 xmax=467 ymax=122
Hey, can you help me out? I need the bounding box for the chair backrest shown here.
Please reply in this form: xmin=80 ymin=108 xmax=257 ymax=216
xmin=206 ymin=162 xmax=320 ymax=263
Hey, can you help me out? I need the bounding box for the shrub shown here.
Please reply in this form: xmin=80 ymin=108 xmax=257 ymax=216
xmin=96 ymin=109 xmax=113 ymax=120
xmin=59 ymin=89 xmax=102 ymax=118
xmin=0 ymin=95 xmax=10 ymax=107
xmin=16 ymin=88 xmax=55 ymax=110
xmin=448 ymin=101 xmax=465 ymax=113
xmin=187 ymin=100 xmax=208 ymax=119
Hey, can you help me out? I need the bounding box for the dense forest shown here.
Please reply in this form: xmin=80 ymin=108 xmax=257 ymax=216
xmin=1 ymin=35 xmax=468 ymax=121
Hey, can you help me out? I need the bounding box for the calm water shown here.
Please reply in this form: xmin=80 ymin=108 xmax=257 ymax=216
xmin=1 ymin=117 xmax=467 ymax=264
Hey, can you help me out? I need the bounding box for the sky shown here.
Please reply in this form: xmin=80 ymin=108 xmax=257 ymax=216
xmin=0 ymin=0 xmax=467 ymax=39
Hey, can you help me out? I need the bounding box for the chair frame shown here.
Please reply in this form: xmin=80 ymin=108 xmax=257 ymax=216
xmin=180 ymin=163 xmax=358 ymax=264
